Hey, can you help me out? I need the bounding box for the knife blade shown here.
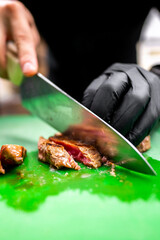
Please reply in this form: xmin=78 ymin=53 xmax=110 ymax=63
xmin=5 ymin=41 xmax=156 ymax=176
xmin=20 ymin=73 xmax=156 ymax=175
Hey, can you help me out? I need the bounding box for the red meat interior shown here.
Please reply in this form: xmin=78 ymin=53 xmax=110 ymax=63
xmin=51 ymin=139 xmax=91 ymax=165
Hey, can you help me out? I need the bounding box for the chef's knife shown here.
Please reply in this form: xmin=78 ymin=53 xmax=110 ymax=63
xmin=5 ymin=42 xmax=156 ymax=175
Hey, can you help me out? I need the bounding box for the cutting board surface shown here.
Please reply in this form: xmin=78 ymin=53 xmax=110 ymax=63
xmin=1 ymin=115 xmax=160 ymax=240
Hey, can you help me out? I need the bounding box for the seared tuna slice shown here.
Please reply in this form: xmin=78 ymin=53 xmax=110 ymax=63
xmin=38 ymin=137 xmax=80 ymax=170
xmin=49 ymin=136 xmax=102 ymax=168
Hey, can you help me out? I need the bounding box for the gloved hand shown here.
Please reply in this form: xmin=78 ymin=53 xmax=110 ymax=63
xmin=82 ymin=63 xmax=160 ymax=146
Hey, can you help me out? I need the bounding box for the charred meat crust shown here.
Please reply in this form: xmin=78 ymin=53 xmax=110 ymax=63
xmin=38 ymin=137 xmax=80 ymax=170
xmin=49 ymin=136 xmax=102 ymax=168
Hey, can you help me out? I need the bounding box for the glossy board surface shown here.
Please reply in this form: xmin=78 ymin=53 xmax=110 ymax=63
xmin=0 ymin=115 xmax=160 ymax=240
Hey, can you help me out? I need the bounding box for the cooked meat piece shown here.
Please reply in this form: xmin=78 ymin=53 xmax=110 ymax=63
xmin=64 ymin=125 xmax=151 ymax=156
xmin=63 ymin=124 xmax=118 ymax=158
xmin=38 ymin=137 xmax=80 ymax=170
xmin=0 ymin=159 xmax=5 ymax=174
xmin=49 ymin=136 xmax=102 ymax=168
xmin=0 ymin=144 xmax=26 ymax=174
xmin=137 ymin=136 xmax=151 ymax=153
xmin=1 ymin=144 xmax=26 ymax=167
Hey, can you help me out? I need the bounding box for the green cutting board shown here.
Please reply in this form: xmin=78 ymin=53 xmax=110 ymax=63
xmin=0 ymin=115 xmax=160 ymax=240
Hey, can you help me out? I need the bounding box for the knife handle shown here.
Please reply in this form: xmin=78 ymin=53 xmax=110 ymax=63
xmin=6 ymin=41 xmax=23 ymax=86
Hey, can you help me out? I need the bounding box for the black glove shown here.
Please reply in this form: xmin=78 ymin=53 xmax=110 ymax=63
xmin=82 ymin=63 xmax=160 ymax=146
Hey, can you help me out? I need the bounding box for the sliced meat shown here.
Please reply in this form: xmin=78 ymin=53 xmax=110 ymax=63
xmin=1 ymin=144 xmax=26 ymax=167
xmin=64 ymin=125 xmax=151 ymax=155
xmin=63 ymin=124 xmax=118 ymax=158
xmin=38 ymin=136 xmax=80 ymax=170
xmin=49 ymin=136 xmax=102 ymax=168
xmin=137 ymin=135 xmax=151 ymax=153
xmin=0 ymin=144 xmax=26 ymax=174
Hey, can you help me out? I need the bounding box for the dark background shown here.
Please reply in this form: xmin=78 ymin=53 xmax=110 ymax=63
xmin=22 ymin=1 xmax=160 ymax=101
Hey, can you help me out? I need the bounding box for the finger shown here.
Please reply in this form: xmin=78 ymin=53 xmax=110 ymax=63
xmin=24 ymin=6 xmax=40 ymax=47
xmin=0 ymin=24 xmax=6 ymax=69
xmin=126 ymin=69 xmax=160 ymax=146
xmin=111 ymin=67 xmax=150 ymax=136
xmin=90 ymin=72 xmax=129 ymax=122
xmin=13 ymin=24 xmax=38 ymax=76
xmin=82 ymin=74 xmax=107 ymax=108
xmin=126 ymin=101 xmax=159 ymax=146
xmin=31 ymin=26 xmax=41 ymax=48
xmin=104 ymin=62 xmax=137 ymax=74
xmin=10 ymin=7 xmax=38 ymax=76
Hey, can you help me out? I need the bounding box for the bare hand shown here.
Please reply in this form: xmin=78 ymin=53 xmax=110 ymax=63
xmin=0 ymin=1 xmax=40 ymax=76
